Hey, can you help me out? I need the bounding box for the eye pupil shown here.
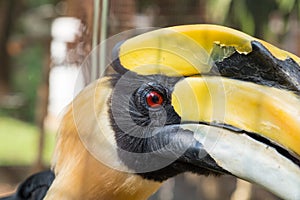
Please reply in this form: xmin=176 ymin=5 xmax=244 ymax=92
xmin=146 ymin=91 xmax=164 ymax=108
xmin=151 ymin=95 xmax=159 ymax=103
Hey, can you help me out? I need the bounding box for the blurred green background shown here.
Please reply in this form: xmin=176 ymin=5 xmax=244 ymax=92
xmin=0 ymin=117 xmax=54 ymax=165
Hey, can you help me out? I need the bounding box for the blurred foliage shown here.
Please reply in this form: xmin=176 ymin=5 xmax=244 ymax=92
xmin=207 ymin=0 xmax=300 ymax=41
xmin=0 ymin=0 xmax=58 ymax=122
xmin=11 ymin=44 xmax=44 ymax=122
xmin=27 ymin=0 xmax=58 ymax=7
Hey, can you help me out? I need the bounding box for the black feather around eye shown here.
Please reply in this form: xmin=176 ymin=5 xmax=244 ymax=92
xmin=109 ymin=72 xmax=182 ymax=140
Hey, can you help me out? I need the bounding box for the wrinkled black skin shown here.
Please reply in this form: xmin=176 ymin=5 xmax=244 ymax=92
xmin=0 ymin=171 xmax=54 ymax=200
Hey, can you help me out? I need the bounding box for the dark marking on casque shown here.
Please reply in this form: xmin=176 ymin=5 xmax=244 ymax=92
xmin=210 ymin=41 xmax=300 ymax=94
xmin=112 ymin=40 xmax=300 ymax=95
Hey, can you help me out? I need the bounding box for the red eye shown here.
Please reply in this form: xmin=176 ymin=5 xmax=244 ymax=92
xmin=146 ymin=91 xmax=164 ymax=108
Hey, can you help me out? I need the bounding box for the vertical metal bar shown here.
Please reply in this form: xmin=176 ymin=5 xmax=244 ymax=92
xmin=92 ymin=0 xmax=100 ymax=81
xmin=99 ymin=0 xmax=109 ymax=76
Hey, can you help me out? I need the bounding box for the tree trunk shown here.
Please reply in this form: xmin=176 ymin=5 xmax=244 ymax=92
xmin=34 ymin=38 xmax=51 ymax=171
xmin=0 ymin=0 xmax=15 ymax=94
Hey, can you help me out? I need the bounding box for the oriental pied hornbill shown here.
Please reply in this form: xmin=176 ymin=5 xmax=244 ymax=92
xmin=1 ymin=24 xmax=300 ymax=200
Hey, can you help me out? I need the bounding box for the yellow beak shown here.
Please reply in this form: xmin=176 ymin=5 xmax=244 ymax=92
xmin=112 ymin=24 xmax=300 ymax=199
xmin=170 ymin=76 xmax=300 ymax=199
xmin=172 ymin=76 xmax=300 ymax=156
xmin=117 ymin=24 xmax=300 ymax=76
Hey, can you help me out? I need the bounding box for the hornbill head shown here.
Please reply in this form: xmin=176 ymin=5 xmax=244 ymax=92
xmin=46 ymin=25 xmax=300 ymax=200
